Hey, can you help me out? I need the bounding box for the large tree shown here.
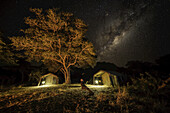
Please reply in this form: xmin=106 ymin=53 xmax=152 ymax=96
xmin=10 ymin=8 xmax=96 ymax=84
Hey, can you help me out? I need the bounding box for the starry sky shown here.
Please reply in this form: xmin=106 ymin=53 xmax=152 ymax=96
xmin=0 ymin=0 xmax=170 ymax=67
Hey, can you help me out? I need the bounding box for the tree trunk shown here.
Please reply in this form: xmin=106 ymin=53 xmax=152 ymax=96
xmin=65 ymin=68 xmax=71 ymax=84
xmin=66 ymin=74 xmax=71 ymax=84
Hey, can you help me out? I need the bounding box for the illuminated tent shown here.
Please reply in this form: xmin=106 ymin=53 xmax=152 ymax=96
xmin=93 ymin=70 xmax=125 ymax=88
xmin=38 ymin=73 xmax=59 ymax=86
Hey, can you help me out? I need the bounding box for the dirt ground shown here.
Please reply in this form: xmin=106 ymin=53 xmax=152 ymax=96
xmin=0 ymin=84 xmax=116 ymax=113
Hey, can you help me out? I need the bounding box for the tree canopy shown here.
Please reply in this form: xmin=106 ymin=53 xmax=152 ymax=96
xmin=10 ymin=8 xmax=96 ymax=84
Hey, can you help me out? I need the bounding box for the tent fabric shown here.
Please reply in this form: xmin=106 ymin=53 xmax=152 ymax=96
xmin=38 ymin=73 xmax=59 ymax=86
xmin=93 ymin=70 xmax=125 ymax=87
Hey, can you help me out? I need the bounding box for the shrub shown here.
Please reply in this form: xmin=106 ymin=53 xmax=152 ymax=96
xmin=126 ymin=72 xmax=170 ymax=113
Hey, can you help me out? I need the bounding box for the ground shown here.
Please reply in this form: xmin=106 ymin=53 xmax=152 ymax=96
xmin=0 ymin=83 xmax=169 ymax=113
xmin=0 ymin=84 xmax=117 ymax=113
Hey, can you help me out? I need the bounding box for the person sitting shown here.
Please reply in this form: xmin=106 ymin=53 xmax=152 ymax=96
xmin=80 ymin=79 xmax=94 ymax=95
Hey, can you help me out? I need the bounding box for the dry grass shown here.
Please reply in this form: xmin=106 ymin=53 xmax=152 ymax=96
xmin=0 ymin=77 xmax=169 ymax=113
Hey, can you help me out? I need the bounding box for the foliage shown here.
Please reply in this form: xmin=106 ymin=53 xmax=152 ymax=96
xmin=0 ymin=32 xmax=16 ymax=65
xmin=128 ymin=72 xmax=161 ymax=97
xmin=10 ymin=8 xmax=96 ymax=83
xmin=126 ymin=72 xmax=170 ymax=112
xmin=28 ymin=68 xmax=46 ymax=83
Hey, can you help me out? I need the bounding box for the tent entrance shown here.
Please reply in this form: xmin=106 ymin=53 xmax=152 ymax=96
xmin=94 ymin=77 xmax=103 ymax=85
xmin=40 ymin=77 xmax=46 ymax=85
xmin=52 ymin=77 xmax=57 ymax=84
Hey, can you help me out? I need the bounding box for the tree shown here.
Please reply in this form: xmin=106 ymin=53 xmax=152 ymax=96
xmin=0 ymin=32 xmax=16 ymax=65
xmin=29 ymin=67 xmax=47 ymax=83
xmin=10 ymin=8 xmax=96 ymax=84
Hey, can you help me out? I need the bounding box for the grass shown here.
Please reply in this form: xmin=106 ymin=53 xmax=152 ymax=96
xmin=0 ymin=74 xmax=169 ymax=113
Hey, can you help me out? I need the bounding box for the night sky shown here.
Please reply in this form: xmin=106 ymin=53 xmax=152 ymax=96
xmin=0 ymin=0 xmax=170 ymax=67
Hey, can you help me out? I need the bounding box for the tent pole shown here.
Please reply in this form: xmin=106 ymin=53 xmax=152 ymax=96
xmin=38 ymin=78 xmax=41 ymax=86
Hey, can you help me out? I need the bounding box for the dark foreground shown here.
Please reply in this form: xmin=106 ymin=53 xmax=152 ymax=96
xmin=0 ymin=83 xmax=169 ymax=113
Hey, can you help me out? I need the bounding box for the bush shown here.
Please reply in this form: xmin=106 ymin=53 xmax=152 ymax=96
xmin=126 ymin=72 xmax=170 ymax=113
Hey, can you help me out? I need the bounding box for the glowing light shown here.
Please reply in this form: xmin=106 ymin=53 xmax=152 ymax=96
xmin=38 ymin=84 xmax=58 ymax=88
xmin=95 ymin=80 xmax=99 ymax=84
xmin=42 ymin=81 xmax=45 ymax=85
xmin=24 ymin=85 xmax=58 ymax=89
xmin=88 ymin=85 xmax=108 ymax=88
xmin=39 ymin=85 xmax=51 ymax=87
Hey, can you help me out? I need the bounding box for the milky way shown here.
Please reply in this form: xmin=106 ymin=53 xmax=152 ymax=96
xmin=96 ymin=0 xmax=158 ymax=66
xmin=93 ymin=0 xmax=170 ymax=66
xmin=0 ymin=0 xmax=170 ymax=66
